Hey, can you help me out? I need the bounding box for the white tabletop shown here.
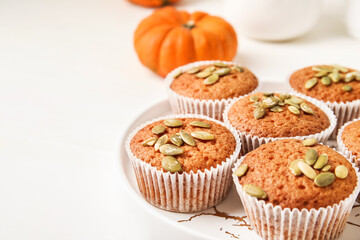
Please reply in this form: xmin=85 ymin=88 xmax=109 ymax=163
xmin=1 ymin=0 xmax=360 ymax=239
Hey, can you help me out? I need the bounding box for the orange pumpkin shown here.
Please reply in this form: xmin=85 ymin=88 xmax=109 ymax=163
xmin=128 ymin=0 xmax=179 ymax=7
xmin=134 ymin=7 xmax=238 ymax=77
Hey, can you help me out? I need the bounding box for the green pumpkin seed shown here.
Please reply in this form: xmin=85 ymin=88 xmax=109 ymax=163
xmin=214 ymin=67 xmax=231 ymax=76
xmin=159 ymin=144 xmax=184 ymax=156
xmin=170 ymin=133 xmax=183 ymax=146
xmin=300 ymin=102 xmax=314 ymax=115
xmin=270 ymin=106 xmax=283 ymax=112
xmin=141 ymin=137 xmax=158 ymax=146
xmin=289 ymin=159 xmax=305 ymax=176
xmin=322 ymin=165 xmax=331 ymax=172
xmin=332 ymin=64 xmax=349 ymax=73
xmin=234 ymin=164 xmax=249 ymax=177
xmin=305 ymin=78 xmax=318 ymax=89
xmin=321 ymin=76 xmax=332 ymax=86
xmin=196 ymin=71 xmax=212 ymax=78
xmin=305 ymin=148 xmax=318 ymax=165
xmin=314 ymin=70 xmax=329 ymax=77
xmin=354 ymin=72 xmax=360 ymax=81
xmin=187 ymin=67 xmax=200 ymax=74
xmin=250 ymin=95 xmax=259 ymax=103
xmin=173 ymin=70 xmax=183 ymax=79
xmin=254 ymin=107 xmax=266 ymax=119
xmin=345 ymin=72 xmax=355 ymax=82
xmin=214 ymin=62 xmax=227 ymax=67
xmin=288 ymin=106 xmax=300 ymax=115
xmin=152 ymin=125 xmax=166 ymax=135
xmin=314 ymin=172 xmax=335 ymax=187
xmin=180 ymin=131 xmax=196 ymax=146
xmin=262 ymin=97 xmax=278 ymax=108
xmin=263 ymin=92 xmax=274 ymax=97
xmin=313 ymin=154 xmax=328 ymax=169
xmin=161 ymin=156 xmax=182 ymax=172
xmin=290 ymin=96 xmax=304 ymax=104
xmin=154 ymin=135 xmax=169 ymax=151
xmin=312 ymin=66 xmax=333 ymax=72
xmin=232 ymin=66 xmax=244 ymax=72
xmin=343 ymin=85 xmax=352 ymax=92
xmin=204 ymin=66 xmax=216 ymax=72
xmin=284 ymin=99 xmax=300 ymax=109
xmin=191 ymin=131 xmax=215 ymax=140
xmin=335 ymin=165 xmax=349 ymax=179
xmin=243 ymin=184 xmax=267 ymax=199
xmin=204 ymin=74 xmax=219 ymax=85
xmin=298 ymin=161 xmax=317 ymax=179
xmin=329 ymin=71 xmax=341 ymax=83
xmin=164 ymin=118 xmax=183 ymax=127
xmin=279 ymin=93 xmax=291 ymax=100
xmin=190 ymin=121 xmax=211 ymax=128
xmin=302 ymin=138 xmax=317 ymax=147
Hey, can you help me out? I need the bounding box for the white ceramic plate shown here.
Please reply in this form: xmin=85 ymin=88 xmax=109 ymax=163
xmin=118 ymin=82 xmax=360 ymax=240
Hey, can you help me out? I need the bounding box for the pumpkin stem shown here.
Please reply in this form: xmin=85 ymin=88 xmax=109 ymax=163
xmin=183 ymin=20 xmax=195 ymax=30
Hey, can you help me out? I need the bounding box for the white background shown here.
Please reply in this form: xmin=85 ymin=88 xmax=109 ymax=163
xmin=1 ymin=0 xmax=360 ymax=239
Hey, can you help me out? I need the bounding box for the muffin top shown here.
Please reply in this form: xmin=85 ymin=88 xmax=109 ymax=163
xmin=226 ymin=92 xmax=330 ymax=138
xmin=289 ymin=65 xmax=360 ymax=103
xmin=170 ymin=62 xmax=258 ymax=100
xmin=130 ymin=117 xmax=236 ymax=173
xmin=236 ymin=139 xmax=357 ymax=210
xmin=342 ymin=120 xmax=360 ymax=159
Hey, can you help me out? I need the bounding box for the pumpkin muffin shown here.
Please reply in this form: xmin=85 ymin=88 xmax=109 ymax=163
xmin=126 ymin=114 xmax=241 ymax=212
xmin=289 ymin=64 xmax=360 ymax=138
xmin=223 ymin=92 xmax=336 ymax=154
xmin=338 ymin=118 xmax=360 ymax=168
xmin=166 ymin=60 xmax=259 ymax=120
xmin=233 ymin=139 xmax=360 ymax=240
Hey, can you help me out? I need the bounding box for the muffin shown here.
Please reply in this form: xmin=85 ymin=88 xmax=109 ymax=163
xmin=233 ymin=139 xmax=360 ymax=240
xmin=289 ymin=64 xmax=360 ymax=138
xmin=125 ymin=114 xmax=241 ymax=212
xmin=223 ymin=92 xmax=336 ymax=155
xmin=165 ymin=61 xmax=259 ymax=120
xmin=338 ymin=118 xmax=360 ymax=168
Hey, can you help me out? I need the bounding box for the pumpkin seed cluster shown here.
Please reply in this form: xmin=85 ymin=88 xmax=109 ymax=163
xmin=305 ymin=65 xmax=360 ymax=92
xmin=288 ymin=138 xmax=349 ymax=187
xmin=251 ymin=93 xmax=314 ymax=119
xmin=141 ymin=119 xmax=215 ymax=173
xmin=173 ymin=62 xmax=244 ymax=86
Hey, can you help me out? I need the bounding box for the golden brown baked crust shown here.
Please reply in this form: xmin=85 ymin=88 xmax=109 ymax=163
xmin=227 ymin=92 xmax=330 ymax=138
xmin=170 ymin=64 xmax=258 ymax=100
xmin=238 ymin=139 xmax=357 ymax=210
xmin=289 ymin=65 xmax=360 ymax=103
xmin=342 ymin=120 xmax=360 ymax=159
xmin=130 ymin=118 xmax=236 ymax=173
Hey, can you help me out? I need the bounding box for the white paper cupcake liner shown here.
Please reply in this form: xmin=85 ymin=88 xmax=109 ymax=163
xmin=289 ymin=86 xmax=360 ymax=139
xmin=125 ymin=114 xmax=241 ymax=213
xmin=337 ymin=117 xmax=360 ymax=168
xmin=165 ymin=60 xmax=260 ymax=121
xmin=232 ymin=152 xmax=360 ymax=240
xmin=223 ymin=91 xmax=337 ymax=156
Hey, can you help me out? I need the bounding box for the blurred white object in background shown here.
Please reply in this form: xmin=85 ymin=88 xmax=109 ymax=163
xmin=346 ymin=0 xmax=360 ymax=40
xmin=224 ymin=0 xmax=322 ymax=41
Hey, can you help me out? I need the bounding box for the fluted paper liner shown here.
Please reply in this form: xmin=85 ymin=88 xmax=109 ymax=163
xmin=165 ymin=61 xmax=259 ymax=121
xmin=289 ymin=87 xmax=360 ymax=139
xmin=125 ymin=114 xmax=241 ymax=213
xmin=337 ymin=117 xmax=360 ymax=168
xmin=223 ymin=92 xmax=337 ymax=155
xmin=232 ymin=153 xmax=360 ymax=240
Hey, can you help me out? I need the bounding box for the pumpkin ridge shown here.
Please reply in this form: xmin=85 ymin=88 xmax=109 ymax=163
xmin=135 ymin=26 xmax=174 ymax=72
